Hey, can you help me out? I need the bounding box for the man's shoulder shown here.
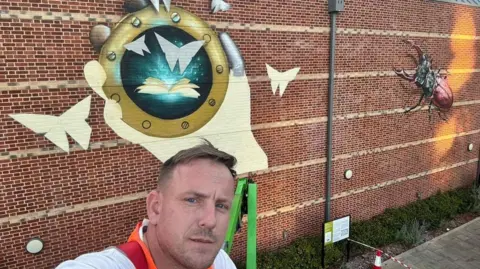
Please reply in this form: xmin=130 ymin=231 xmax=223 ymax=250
xmin=55 ymin=247 xmax=134 ymax=269
xmin=213 ymin=249 xmax=237 ymax=269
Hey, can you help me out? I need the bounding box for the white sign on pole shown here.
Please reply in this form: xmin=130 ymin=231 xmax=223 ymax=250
xmin=324 ymin=215 xmax=350 ymax=245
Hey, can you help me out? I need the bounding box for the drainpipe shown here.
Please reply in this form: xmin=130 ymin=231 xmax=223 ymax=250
xmin=325 ymin=0 xmax=344 ymax=222
xmin=477 ymin=145 xmax=480 ymax=187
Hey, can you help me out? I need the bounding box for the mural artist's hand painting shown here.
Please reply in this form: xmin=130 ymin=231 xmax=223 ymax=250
xmin=55 ymin=141 xmax=239 ymax=269
xmin=83 ymin=1 xmax=268 ymax=176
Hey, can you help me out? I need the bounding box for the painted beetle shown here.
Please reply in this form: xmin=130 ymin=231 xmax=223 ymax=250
xmin=394 ymin=39 xmax=453 ymax=121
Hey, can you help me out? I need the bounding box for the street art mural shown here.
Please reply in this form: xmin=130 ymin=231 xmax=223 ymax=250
xmin=7 ymin=0 xmax=305 ymax=175
xmin=83 ymin=1 xmax=269 ymax=175
xmin=394 ymin=39 xmax=454 ymax=121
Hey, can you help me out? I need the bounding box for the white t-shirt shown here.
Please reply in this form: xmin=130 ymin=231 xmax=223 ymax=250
xmin=55 ymin=220 xmax=237 ymax=269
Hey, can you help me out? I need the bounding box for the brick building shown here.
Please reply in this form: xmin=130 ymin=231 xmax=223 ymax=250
xmin=1 ymin=0 xmax=480 ymax=268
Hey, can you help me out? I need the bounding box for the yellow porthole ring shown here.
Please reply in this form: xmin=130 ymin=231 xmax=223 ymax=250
xmin=99 ymin=6 xmax=229 ymax=138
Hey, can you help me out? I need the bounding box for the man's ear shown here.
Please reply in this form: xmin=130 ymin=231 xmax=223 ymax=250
xmin=146 ymin=189 xmax=163 ymax=225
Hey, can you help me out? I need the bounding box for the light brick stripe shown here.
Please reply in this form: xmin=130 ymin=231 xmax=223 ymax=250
xmin=1 ymin=158 xmax=476 ymax=225
xmin=0 ymin=191 xmax=148 ymax=225
xmin=251 ymin=99 xmax=480 ymax=130
xmin=1 ymin=139 xmax=132 ymax=160
xmin=333 ymin=129 xmax=480 ymax=161
xmin=0 ymin=9 xmax=119 ymax=23
xmin=0 ymin=80 xmax=89 ymax=91
xmin=1 ymin=9 xmax=480 ymax=40
xmin=2 ymin=69 xmax=480 ymax=92
xmin=254 ymin=158 xmax=478 ymax=221
xmin=2 ymin=101 xmax=480 ymax=161
xmin=244 ymin=128 xmax=480 ymax=178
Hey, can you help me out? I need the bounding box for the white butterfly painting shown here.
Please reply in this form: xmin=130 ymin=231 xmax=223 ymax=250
xmin=124 ymin=35 xmax=151 ymax=56
xmin=150 ymin=0 xmax=171 ymax=12
xmin=211 ymin=0 xmax=231 ymax=13
xmin=155 ymin=33 xmax=205 ymax=75
xmin=265 ymin=64 xmax=301 ymax=97
xmin=9 ymin=96 xmax=93 ymax=153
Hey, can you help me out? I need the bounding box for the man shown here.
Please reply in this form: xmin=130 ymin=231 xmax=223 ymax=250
xmin=56 ymin=140 xmax=238 ymax=269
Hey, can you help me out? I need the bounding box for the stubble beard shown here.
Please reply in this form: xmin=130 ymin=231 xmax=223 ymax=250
xmin=166 ymin=240 xmax=217 ymax=269
xmin=155 ymin=225 xmax=217 ymax=269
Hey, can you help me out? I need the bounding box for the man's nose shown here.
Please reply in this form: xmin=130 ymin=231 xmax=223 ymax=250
xmin=198 ymin=203 xmax=217 ymax=229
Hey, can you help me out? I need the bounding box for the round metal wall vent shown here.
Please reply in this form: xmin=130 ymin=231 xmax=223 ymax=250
xmin=468 ymin=143 xmax=474 ymax=152
xmin=26 ymin=238 xmax=44 ymax=254
xmin=344 ymin=169 xmax=353 ymax=180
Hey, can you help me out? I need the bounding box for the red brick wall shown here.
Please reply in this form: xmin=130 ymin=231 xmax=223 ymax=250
xmin=1 ymin=0 xmax=479 ymax=268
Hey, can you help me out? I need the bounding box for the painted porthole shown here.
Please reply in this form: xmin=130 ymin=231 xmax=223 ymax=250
xmin=99 ymin=6 xmax=229 ymax=138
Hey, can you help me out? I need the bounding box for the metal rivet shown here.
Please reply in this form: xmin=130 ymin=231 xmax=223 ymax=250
xmin=181 ymin=121 xmax=189 ymax=129
xmin=171 ymin=12 xmax=181 ymax=23
xmin=344 ymin=169 xmax=353 ymax=180
xmin=216 ymin=65 xmax=223 ymax=74
xmin=208 ymin=99 xmax=216 ymax=106
xmin=131 ymin=17 xmax=141 ymax=27
xmin=203 ymin=34 xmax=211 ymax=43
xmin=111 ymin=93 xmax=121 ymax=103
xmin=107 ymin=51 xmax=116 ymax=61
xmin=142 ymin=120 xmax=151 ymax=129
xmin=468 ymin=143 xmax=474 ymax=152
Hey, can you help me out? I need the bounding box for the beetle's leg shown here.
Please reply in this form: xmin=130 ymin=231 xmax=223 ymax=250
xmin=437 ymin=68 xmax=450 ymax=78
xmin=427 ymin=100 xmax=435 ymax=122
xmin=405 ymin=93 xmax=424 ymax=113
xmin=402 ymin=69 xmax=415 ymax=80
xmin=403 ymin=39 xmax=424 ymax=59
xmin=433 ymin=106 xmax=449 ymax=122
xmin=438 ymin=111 xmax=448 ymax=122
xmin=394 ymin=68 xmax=415 ymax=81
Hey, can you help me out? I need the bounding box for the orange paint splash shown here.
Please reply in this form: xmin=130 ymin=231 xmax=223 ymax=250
xmin=434 ymin=8 xmax=475 ymax=155
xmin=433 ymin=117 xmax=457 ymax=158
xmin=446 ymin=8 xmax=476 ymax=93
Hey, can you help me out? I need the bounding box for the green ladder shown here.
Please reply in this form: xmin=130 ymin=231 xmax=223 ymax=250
xmin=223 ymin=177 xmax=257 ymax=269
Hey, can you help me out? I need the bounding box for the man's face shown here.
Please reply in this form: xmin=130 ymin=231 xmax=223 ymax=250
xmin=147 ymin=158 xmax=235 ymax=269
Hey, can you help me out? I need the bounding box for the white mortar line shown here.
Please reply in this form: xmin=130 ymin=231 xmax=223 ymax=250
xmin=1 ymin=9 xmax=479 ymax=40
xmin=253 ymin=158 xmax=479 ymax=221
xmin=3 ymin=69 xmax=480 ymax=92
xmin=0 ymin=191 xmax=148 ymax=225
xmin=251 ymin=99 xmax=480 ymax=130
xmin=3 ymin=104 xmax=480 ymax=161
xmin=2 ymin=158 xmax=476 ymax=225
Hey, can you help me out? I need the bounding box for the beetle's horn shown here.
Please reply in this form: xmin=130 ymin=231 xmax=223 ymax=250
xmin=403 ymin=39 xmax=423 ymax=58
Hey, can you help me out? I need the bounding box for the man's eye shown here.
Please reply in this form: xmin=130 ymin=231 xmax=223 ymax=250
xmin=217 ymin=204 xmax=228 ymax=210
xmin=186 ymin=198 xmax=197 ymax=203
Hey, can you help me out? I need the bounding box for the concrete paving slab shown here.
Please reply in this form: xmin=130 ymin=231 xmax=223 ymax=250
xmin=383 ymin=217 xmax=480 ymax=269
